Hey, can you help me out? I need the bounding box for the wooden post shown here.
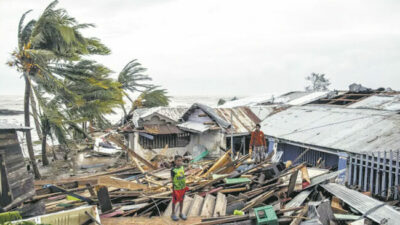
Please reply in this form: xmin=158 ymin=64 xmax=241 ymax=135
xmin=96 ymin=186 xmax=112 ymax=213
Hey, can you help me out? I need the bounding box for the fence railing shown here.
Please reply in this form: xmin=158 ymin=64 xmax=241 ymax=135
xmin=347 ymin=150 xmax=400 ymax=200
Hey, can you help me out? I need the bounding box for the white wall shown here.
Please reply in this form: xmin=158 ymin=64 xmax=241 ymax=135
xmin=128 ymin=129 xmax=226 ymax=159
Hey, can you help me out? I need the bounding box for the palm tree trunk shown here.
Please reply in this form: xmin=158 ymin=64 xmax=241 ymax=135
xmin=24 ymin=74 xmax=41 ymax=179
xmin=30 ymin=89 xmax=43 ymax=140
xmin=41 ymin=131 xmax=49 ymax=166
xmin=120 ymin=104 xmax=127 ymax=125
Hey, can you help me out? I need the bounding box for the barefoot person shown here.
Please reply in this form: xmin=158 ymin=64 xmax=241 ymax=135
xmin=170 ymin=155 xmax=189 ymax=221
xmin=249 ymin=124 xmax=267 ymax=163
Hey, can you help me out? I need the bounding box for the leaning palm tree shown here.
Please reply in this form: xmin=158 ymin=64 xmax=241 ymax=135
xmin=139 ymin=87 xmax=170 ymax=108
xmin=8 ymin=0 xmax=110 ymax=178
xmin=55 ymin=60 xmax=124 ymax=131
xmin=117 ymin=59 xmax=154 ymax=122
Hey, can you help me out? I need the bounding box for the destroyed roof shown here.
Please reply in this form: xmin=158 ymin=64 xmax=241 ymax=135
xmin=248 ymin=106 xmax=277 ymax=122
xmin=272 ymin=91 xmax=332 ymax=106
xmin=130 ymin=107 xmax=188 ymax=127
xmin=219 ymin=93 xmax=279 ymax=108
xmin=181 ymin=103 xmax=231 ymax=129
xmin=0 ymin=121 xmax=31 ymax=131
xmin=215 ymin=107 xmax=261 ymax=135
xmin=177 ymin=121 xmax=211 ymax=133
xmin=347 ymin=94 xmax=400 ymax=111
xmin=322 ymin=183 xmax=400 ymax=225
xmin=260 ymin=105 xmax=400 ymax=154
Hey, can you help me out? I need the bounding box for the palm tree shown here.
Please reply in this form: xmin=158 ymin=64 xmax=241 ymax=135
xmin=117 ymin=59 xmax=153 ymax=121
xmin=9 ymin=0 xmax=110 ymax=178
xmin=54 ymin=60 xmax=124 ymax=131
xmin=139 ymin=88 xmax=170 ymax=108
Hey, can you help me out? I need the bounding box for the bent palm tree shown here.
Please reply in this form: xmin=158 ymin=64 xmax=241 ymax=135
xmin=139 ymin=88 xmax=170 ymax=108
xmin=9 ymin=0 xmax=109 ymax=178
xmin=117 ymin=59 xmax=153 ymax=122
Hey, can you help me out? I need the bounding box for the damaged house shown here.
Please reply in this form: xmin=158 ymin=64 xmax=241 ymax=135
xmin=177 ymin=103 xmax=230 ymax=157
xmin=124 ymin=107 xmax=189 ymax=158
xmin=260 ymin=90 xmax=400 ymax=199
xmin=0 ymin=122 xmax=35 ymax=211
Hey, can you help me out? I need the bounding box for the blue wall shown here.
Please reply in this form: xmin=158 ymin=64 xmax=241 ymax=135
xmin=278 ymin=143 xmax=339 ymax=168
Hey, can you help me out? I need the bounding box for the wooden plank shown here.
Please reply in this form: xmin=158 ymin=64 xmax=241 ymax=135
xmin=200 ymin=194 xmax=216 ymax=217
xmin=106 ymin=135 xmax=157 ymax=170
xmin=163 ymin=196 xmax=193 ymax=217
xmin=331 ymin=197 xmax=347 ymax=214
xmin=219 ymin=187 xmax=247 ymax=194
xmin=188 ymin=195 xmax=204 ymax=217
xmin=289 ymin=204 xmax=308 ymax=225
xmin=213 ymin=193 xmax=226 ymax=217
xmin=300 ymin=166 xmax=311 ymax=184
xmin=98 ymin=176 xmax=148 ymax=191
xmin=287 ymin=170 xmax=299 ymax=196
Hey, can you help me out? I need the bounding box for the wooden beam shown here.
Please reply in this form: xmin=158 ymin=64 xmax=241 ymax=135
xmin=106 ymin=135 xmax=157 ymax=170
xmin=98 ymin=176 xmax=148 ymax=191
xmin=289 ymin=204 xmax=308 ymax=225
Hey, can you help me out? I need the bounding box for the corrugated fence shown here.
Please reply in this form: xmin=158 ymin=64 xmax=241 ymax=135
xmin=347 ymin=150 xmax=400 ymax=200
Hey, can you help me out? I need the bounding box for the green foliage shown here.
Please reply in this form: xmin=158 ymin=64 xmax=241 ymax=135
xmin=0 ymin=211 xmax=21 ymax=224
xmin=117 ymin=59 xmax=153 ymax=93
xmin=139 ymin=88 xmax=170 ymax=108
xmin=10 ymin=0 xmax=117 ymax=148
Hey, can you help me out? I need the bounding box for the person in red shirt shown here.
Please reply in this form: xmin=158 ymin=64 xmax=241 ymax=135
xmin=249 ymin=124 xmax=267 ymax=163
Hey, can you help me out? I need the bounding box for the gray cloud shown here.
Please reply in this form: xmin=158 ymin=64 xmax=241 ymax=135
xmin=1 ymin=0 xmax=400 ymax=96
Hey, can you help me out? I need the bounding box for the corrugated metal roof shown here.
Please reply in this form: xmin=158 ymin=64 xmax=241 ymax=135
xmin=215 ymin=107 xmax=261 ymax=135
xmin=182 ymin=103 xmax=231 ymax=129
xmin=261 ymin=105 xmax=400 ymax=154
xmin=274 ymin=91 xmax=330 ymax=106
xmin=177 ymin=121 xmax=211 ymax=133
xmin=322 ymin=183 xmax=400 ymax=225
xmin=248 ymin=106 xmax=276 ymax=122
xmin=348 ymin=94 xmax=400 ymax=111
xmin=219 ymin=93 xmax=280 ymax=108
xmin=284 ymin=189 xmax=312 ymax=216
xmin=0 ymin=121 xmax=31 ymax=131
xmin=142 ymin=124 xmax=183 ymax=134
xmin=130 ymin=107 xmax=188 ymax=127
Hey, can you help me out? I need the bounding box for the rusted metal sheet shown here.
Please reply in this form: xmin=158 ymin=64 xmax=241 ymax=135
xmin=215 ymin=107 xmax=261 ymax=135
xmin=142 ymin=124 xmax=183 ymax=134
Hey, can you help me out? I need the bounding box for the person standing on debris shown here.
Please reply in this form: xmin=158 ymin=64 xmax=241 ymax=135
xmin=170 ymin=155 xmax=189 ymax=221
xmin=249 ymin=124 xmax=267 ymax=163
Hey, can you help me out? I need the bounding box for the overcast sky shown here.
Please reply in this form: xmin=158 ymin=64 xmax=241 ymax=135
xmin=1 ymin=0 xmax=400 ymax=96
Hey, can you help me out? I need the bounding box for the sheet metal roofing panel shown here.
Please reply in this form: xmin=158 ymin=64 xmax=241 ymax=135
xmin=130 ymin=107 xmax=188 ymax=127
xmin=260 ymin=105 xmax=400 ymax=154
xmin=284 ymin=189 xmax=312 ymax=216
xmin=0 ymin=121 xmax=31 ymax=131
xmin=248 ymin=106 xmax=276 ymax=122
xmin=182 ymin=103 xmax=231 ymax=129
xmin=348 ymin=95 xmax=400 ymax=111
xmin=215 ymin=107 xmax=261 ymax=134
xmin=141 ymin=107 xmax=188 ymax=122
xmin=322 ymin=183 xmax=400 ymax=225
xmin=286 ymin=91 xmax=330 ymax=106
xmin=177 ymin=121 xmax=210 ymax=133
xmin=219 ymin=93 xmax=279 ymax=108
